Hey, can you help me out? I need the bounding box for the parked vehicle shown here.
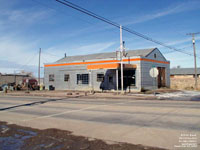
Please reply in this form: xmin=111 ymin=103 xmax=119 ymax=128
xmin=1 ymin=84 xmax=8 ymax=89
xmin=1 ymin=84 xmax=8 ymax=92
xmin=22 ymin=78 xmax=39 ymax=90
xmin=15 ymin=84 xmax=22 ymax=90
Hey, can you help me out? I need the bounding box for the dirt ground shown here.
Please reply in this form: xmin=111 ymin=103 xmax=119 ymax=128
xmin=0 ymin=121 xmax=166 ymax=150
xmin=170 ymin=78 xmax=200 ymax=91
xmin=0 ymin=88 xmax=180 ymax=100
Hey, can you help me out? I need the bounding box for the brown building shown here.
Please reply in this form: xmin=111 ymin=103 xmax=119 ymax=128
xmin=170 ymin=68 xmax=200 ymax=90
xmin=0 ymin=73 xmax=29 ymax=86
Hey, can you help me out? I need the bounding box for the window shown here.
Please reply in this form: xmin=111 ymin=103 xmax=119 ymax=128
xmin=77 ymin=74 xmax=89 ymax=84
xmin=49 ymin=74 xmax=54 ymax=82
xmin=109 ymin=76 xmax=113 ymax=83
xmin=97 ymin=73 xmax=104 ymax=82
xmin=64 ymin=74 xmax=70 ymax=82
xmin=154 ymin=53 xmax=157 ymax=58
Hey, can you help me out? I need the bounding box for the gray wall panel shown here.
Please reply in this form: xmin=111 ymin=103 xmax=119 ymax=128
xmin=44 ymin=54 xmax=169 ymax=91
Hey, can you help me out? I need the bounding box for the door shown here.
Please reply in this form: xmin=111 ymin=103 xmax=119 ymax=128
xmin=157 ymin=67 xmax=166 ymax=88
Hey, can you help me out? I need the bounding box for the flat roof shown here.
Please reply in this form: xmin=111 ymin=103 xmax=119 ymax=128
xmin=56 ymin=48 xmax=156 ymax=63
xmin=170 ymin=68 xmax=200 ymax=75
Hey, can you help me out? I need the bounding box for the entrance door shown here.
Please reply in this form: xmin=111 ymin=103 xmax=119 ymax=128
xmin=118 ymin=69 xmax=136 ymax=90
xmin=157 ymin=67 xmax=166 ymax=88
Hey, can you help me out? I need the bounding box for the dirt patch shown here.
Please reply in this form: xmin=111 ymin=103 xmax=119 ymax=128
xmin=170 ymin=78 xmax=200 ymax=90
xmin=2 ymin=88 xmax=181 ymax=100
xmin=0 ymin=121 xmax=166 ymax=150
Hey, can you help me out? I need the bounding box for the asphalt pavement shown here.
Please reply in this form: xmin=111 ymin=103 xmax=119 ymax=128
xmin=0 ymin=96 xmax=199 ymax=150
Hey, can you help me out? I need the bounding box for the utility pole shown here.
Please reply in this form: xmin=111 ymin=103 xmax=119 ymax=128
xmin=14 ymin=70 xmax=16 ymax=84
xmin=120 ymin=25 xmax=124 ymax=93
xmin=187 ymin=32 xmax=199 ymax=90
xmin=38 ymin=48 xmax=41 ymax=86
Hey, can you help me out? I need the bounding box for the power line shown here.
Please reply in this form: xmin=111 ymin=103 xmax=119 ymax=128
xmin=18 ymin=51 xmax=38 ymax=70
xmin=41 ymin=55 xmax=50 ymax=63
xmin=55 ymin=0 xmax=200 ymax=59
xmin=56 ymin=0 xmax=120 ymax=28
xmin=42 ymin=51 xmax=62 ymax=58
xmin=31 ymin=0 xmax=95 ymax=26
xmin=163 ymin=45 xmax=193 ymax=54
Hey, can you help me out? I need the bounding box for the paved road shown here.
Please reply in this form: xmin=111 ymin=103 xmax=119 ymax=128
xmin=0 ymin=96 xmax=199 ymax=150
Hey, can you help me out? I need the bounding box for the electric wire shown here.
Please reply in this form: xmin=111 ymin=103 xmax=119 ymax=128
xmin=163 ymin=45 xmax=193 ymax=54
xmin=55 ymin=0 xmax=200 ymax=59
xmin=17 ymin=51 xmax=38 ymax=71
xmin=42 ymin=51 xmax=62 ymax=58
xmin=31 ymin=0 xmax=95 ymax=26
xmin=41 ymin=54 xmax=50 ymax=64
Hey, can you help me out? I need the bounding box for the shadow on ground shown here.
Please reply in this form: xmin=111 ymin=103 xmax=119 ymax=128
xmin=0 ymin=98 xmax=64 ymax=111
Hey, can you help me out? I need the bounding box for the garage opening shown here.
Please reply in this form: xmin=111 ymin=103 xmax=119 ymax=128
xmin=157 ymin=67 xmax=166 ymax=88
xmin=118 ymin=69 xmax=136 ymax=90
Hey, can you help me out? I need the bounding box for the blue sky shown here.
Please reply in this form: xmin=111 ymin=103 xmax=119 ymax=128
xmin=0 ymin=0 xmax=200 ymax=76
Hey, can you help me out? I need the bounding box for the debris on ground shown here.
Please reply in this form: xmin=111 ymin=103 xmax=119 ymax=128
xmin=0 ymin=121 xmax=166 ymax=150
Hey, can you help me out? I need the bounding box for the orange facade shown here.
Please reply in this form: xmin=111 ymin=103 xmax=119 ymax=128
xmin=44 ymin=58 xmax=169 ymax=68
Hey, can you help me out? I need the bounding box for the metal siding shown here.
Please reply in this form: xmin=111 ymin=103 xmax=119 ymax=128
xmin=44 ymin=54 xmax=169 ymax=91
xmin=44 ymin=57 xmax=142 ymax=91
xmin=140 ymin=60 xmax=170 ymax=90
xmin=146 ymin=48 xmax=167 ymax=61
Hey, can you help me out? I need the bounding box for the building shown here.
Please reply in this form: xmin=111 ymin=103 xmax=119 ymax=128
xmin=170 ymin=68 xmax=200 ymax=78
xmin=0 ymin=73 xmax=29 ymax=86
xmin=44 ymin=48 xmax=170 ymax=92
xmin=170 ymin=68 xmax=200 ymax=90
